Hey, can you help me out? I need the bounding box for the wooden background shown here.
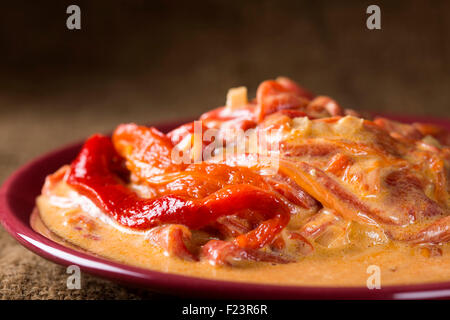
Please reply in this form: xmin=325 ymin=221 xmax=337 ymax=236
xmin=0 ymin=0 xmax=449 ymax=299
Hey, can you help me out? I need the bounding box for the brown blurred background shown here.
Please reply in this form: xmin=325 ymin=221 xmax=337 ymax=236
xmin=0 ymin=0 xmax=449 ymax=299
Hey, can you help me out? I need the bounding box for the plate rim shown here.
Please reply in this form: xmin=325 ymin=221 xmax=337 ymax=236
xmin=2 ymin=115 xmax=450 ymax=299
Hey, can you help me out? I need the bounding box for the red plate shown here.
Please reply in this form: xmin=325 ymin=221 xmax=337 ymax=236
xmin=1 ymin=116 xmax=450 ymax=299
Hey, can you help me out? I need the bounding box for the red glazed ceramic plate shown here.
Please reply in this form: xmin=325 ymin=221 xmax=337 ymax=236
xmin=1 ymin=116 xmax=450 ymax=300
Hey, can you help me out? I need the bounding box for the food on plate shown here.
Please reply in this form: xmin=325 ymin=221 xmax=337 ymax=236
xmin=34 ymin=77 xmax=450 ymax=286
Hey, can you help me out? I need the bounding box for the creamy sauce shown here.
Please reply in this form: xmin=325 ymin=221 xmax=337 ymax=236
xmin=35 ymin=182 xmax=450 ymax=287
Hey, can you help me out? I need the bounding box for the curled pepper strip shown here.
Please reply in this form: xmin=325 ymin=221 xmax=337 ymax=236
xmin=67 ymin=134 xmax=290 ymax=250
xmin=255 ymin=80 xmax=309 ymax=122
xmin=201 ymin=240 xmax=294 ymax=266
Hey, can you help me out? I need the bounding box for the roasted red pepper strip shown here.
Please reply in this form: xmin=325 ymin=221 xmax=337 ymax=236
xmin=67 ymin=134 xmax=290 ymax=249
xmin=201 ymin=240 xmax=294 ymax=266
xmin=255 ymin=80 xmax=309 ymax=122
